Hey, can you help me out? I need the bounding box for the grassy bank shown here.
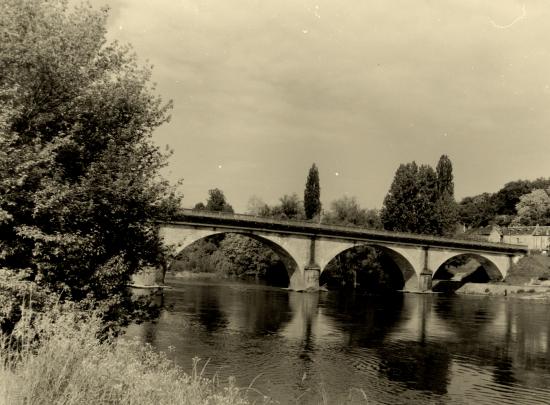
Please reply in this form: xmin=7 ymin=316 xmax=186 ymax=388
xmin=0 ymin=308 xmax=262 ymax=405
xmin=506 ymin=254 xmax=550 ymax=285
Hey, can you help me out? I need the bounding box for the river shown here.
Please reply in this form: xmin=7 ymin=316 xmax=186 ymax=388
xmin=125 ymin=277 xmax=550 ymax=404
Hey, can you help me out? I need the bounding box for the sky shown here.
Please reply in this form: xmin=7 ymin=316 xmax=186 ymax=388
xmin=88 ymin=0 xmax=550 ymax=212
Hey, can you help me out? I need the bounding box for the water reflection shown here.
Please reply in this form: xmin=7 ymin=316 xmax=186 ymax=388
xmin=125 ymin=279 xmax=550 ymax=404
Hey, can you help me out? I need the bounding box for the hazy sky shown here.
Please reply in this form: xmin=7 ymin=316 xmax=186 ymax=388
xmin=89 ymin=0 xmax=550 ymax=212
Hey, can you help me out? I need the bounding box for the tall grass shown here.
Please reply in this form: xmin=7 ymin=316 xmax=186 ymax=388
xmin=0 ymin=307 xmax=263 ymax=405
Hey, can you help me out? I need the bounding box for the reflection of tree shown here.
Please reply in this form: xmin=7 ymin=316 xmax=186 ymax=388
xmin=322 ymin=291 xmax=404 ymax=347
xmin=183 ymin=285 xmax=228 ymax=333
xmin=220 ymin=288 xmax=292 ymax=336
xmin=433 ymin=297 xmax=496 ymax=344
xmin=377 ymin=342 xmax=451 ymax=395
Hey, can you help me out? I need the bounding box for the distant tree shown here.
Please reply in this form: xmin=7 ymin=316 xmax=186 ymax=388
xmin=381 ymin=162 xmax=421 ymax=233
xmin=322 ymin=196 xmax=381 ymax=228
xmin=458 ymin=178 xmax=550 ymax=228
xmin=436 ymin=155 xmax=454 ymax=197
xmin=304 ymin=163 xmax=321 ymax=220
xmin=193 ymin=202 xmax=206 ymax=211
xmin=205 ymin=188 xmax=233 ymax=213
xmin=381 ymin=159 xmax=457 ymax=236
xmin=492 ymin=180 xmax=532 ymax=216
xmin=246 ymin=195 xmax=270 ymax=217
xmin=272 ymin=193 xmax=302 ymax=220
xmin=434 ymin=155 xmax=458 ymax=236
xmin=458 ymin=193 xmax=496 ymax=228
xmin=511 ymin=189 xmax=550 ymax=226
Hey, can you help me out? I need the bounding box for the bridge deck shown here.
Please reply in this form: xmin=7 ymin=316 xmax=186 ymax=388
xmin=160 ymin=210 xmax=528 ymax=255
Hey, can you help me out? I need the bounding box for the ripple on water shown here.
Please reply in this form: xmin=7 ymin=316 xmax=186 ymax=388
xmin=126 ymin=281 xmax=550 ymax=405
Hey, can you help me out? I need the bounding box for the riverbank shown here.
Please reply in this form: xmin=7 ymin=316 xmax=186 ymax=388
xmin=456 ymin=282 xmax=550 ymax=299
xmin=0 ymin=308 xmax=263 ymax=405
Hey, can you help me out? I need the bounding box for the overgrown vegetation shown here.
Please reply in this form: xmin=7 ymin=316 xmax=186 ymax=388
xmin=0 ymin=0 xmax=181 ymax=330
xmin=0 ymin=306 xmax=258 ymax=405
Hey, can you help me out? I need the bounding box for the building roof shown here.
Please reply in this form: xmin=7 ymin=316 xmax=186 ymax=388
xmin=502 ymin=225 xmax=550 ymax=236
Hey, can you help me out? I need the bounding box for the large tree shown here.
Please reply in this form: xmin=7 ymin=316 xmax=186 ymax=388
xmin=381 ymin=157 xmax=458 ymax=236
xmin=205 ymin=188 xmax=234 ymax=213
xmin=304 ymin=163 xmax=321 ymax=220
xmin=436 ymin=154 xmax=454 ymax=197
xmin=322 ymin=196 xmax=381 ymax=228
xmin=0 ymin=0 xmax=180 ymax=307
xmin=435 ymin=154 xmax=458 ymax=235
xmin=511 ymin=189 xmax=550 ymax=226
xmin=381 ymin=162 xmax=421 ymax=233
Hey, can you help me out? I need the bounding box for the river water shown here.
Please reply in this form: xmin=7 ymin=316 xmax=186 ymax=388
xmin=126 ymin=277 xmax=550 ymax=404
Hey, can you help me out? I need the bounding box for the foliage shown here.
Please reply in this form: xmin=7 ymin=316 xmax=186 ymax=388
xmin=0 ymin=0 xmax=181 ymax=316
xmin=435 ymin=154 xmax=454 ymax=197
xmin=321 ymin=245 xmax=404 ymax=292
xmin=0 ymin=306 xmax=260 ymax=405
xmin=170 ymin=234 xmax=288 ymax=285
xmin=322 ymin=196 xmax=381 ymax=228
xmin=380 ymin=156 xmax=458 ymax=236
xmin=304 ymin=163 xmax=321 ymax=220
xmin=270 ymin=193 xmax=303 ymax=220
xmin=458 ymin=178 xmax=550 ymax=228
xmin=458 ymin=193 xmax=496 ymax=228
xmin=193 ymin=202 xmax=206 ymax=211
xmin=246 ymin=196 xmax=271 ymax=217
xmin=511 ymin=189 xmax=550 ymax=226
xmin=204 ymin=188 xmax=234 ymax=213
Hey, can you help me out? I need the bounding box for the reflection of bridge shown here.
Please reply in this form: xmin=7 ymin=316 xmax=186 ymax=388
xmin=158 ymin=210 xmax=528 ymax=291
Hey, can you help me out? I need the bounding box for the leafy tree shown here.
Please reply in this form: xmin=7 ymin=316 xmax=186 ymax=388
xmin=246 ymin=195 xmax=270 ymax=217
xmin=511 ymin=189 xmax=550 ymax=226
xmin=458 ymin=178 xmax=550 ymax=228
xmin=458 ymin=193 xmax=496 ymax=228
xmin=381 ymin=162 xmax=421 ymax=233
xmin=492 ymin=180 xmax=533 ymax=217
xmin=381 ymin=158 xmax=457 ymax=236
xmin=271 ymin=193 xmax=303 ymax=220
xmin=304 ymin=163 xmax=321 ymax=220
xmin=0 ymin=0 xmax=180 ymax=316
xmin=322 ymin=196 xmax=381 ymax=229
xmin=193 ymin=202 xmax=206 ymax=211
xmin=205 ymin=188 xmax=233 ymax=213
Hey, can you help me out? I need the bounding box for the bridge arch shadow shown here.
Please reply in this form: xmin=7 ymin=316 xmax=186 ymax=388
xmin=169 ymin=231 xmax=297 ymax=286
xmin=432 ymin=254 xmax=503 ymax=292
xmin=319 ymin=244 xmax=417 ymax=292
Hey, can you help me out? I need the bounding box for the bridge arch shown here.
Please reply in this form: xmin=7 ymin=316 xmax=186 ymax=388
xmin=318 ymin=242 xmax=419 ymax=291
xmin=431 ymin=253 xmax=504 ymax=282
xmin=168 ymin=230 xmax=301 ymax=286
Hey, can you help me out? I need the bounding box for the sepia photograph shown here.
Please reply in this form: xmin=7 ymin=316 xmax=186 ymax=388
xmin=1 ymin=1 xmax=550 ymax=403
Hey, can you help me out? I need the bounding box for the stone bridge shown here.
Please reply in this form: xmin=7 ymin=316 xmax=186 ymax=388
xmin=156 ymin=210 xmax=528 ymax=291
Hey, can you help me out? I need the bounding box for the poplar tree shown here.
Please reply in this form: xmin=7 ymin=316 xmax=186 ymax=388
xmin=304 ymin=163 xmax=321 ymax=220
xmin=435 ymin=154 xmax=458 ymax=235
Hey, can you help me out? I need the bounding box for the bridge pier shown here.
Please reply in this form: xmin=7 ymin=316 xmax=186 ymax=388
xmin=304 ymin=265 xmax=321 ymax=290
xmin=419 ymin=247 xmax=433 ymax=292
xmin=302 ymin=237 xmax=321 ymax=290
